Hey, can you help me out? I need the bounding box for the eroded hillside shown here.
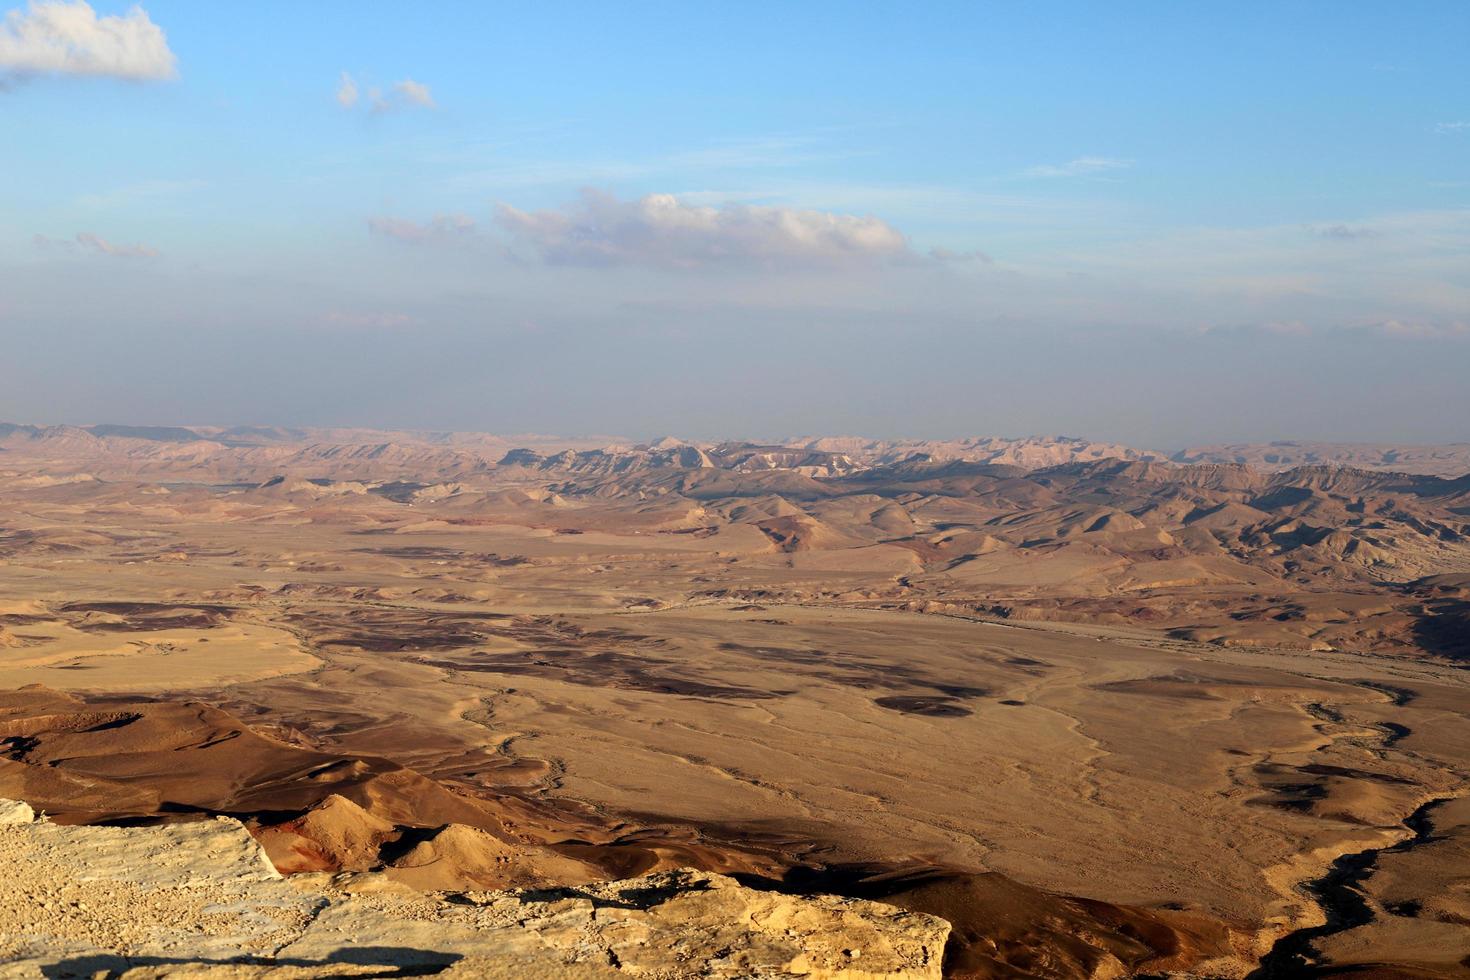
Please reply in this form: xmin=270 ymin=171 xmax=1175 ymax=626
xmin=1 ymin=425 xmax=1468 ymax=976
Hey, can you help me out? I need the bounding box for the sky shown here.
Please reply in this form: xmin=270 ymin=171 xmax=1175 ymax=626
xmin=1 ymin=0 xmax=1467 ymax=448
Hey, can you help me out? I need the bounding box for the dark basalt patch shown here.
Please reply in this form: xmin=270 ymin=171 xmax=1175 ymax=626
xmin=322 ymin=632 xmax=490 ymax=652
xmin=0 ymin=613 xmax=51 ymax=625
xmin=59 ymin=601 xmax=235 ymax=632
xmin=717 ymin=641 xmax=992 ymax=699
xmin=61 ymin=601 xmax=234 ymax=616
xmin=283 ymin=607 xmax=515 ymax=653
xmin=659 ymin=526 xmax=719 ymax=538
xmin=418 ymin=649 xmax=781 ymax=701
xmin=874 ymin=696 xmax=973 ymax=717
xmin=351 ymin=546 xmax=529 ymax=566
xmin=353 ymin=545 xmax=463 ymax=559
xmin=0 ymin=530 xmax=81 ymax=556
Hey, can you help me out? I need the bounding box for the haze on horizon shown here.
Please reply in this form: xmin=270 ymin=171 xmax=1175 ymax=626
xmin=1 ymin=0 xmax=1467 ymax=447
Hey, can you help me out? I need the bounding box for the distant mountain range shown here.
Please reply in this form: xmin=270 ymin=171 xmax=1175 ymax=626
xmin=2 ymin=422 xmax=1467 ymax=481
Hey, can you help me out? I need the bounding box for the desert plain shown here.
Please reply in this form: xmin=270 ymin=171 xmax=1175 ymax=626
xmin=0 ymin=423 xmax=1468 ymax=977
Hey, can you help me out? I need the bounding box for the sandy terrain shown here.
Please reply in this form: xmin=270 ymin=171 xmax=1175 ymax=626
xmin=0 ymin=618 xmax=317 ymax=692
xmin=0 ymin=426 xmax=1467 ymax=976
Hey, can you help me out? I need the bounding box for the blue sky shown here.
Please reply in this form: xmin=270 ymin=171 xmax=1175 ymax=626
xmin=1 ymin=1 xmax=1467 ymax=445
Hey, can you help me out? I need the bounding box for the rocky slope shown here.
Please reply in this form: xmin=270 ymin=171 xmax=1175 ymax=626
xmin=0 ymin=688 xmax=1249 ymax=977
xmin=0 ymin=798 xmax=949 ymax=978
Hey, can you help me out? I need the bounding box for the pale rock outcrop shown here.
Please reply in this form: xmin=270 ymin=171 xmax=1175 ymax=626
xmin=0 ymin=800 xmax=948 ymax=978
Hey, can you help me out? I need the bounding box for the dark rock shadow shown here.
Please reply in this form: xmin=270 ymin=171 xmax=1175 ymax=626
xmin=41 ymin=948 xmax=460 ymax=979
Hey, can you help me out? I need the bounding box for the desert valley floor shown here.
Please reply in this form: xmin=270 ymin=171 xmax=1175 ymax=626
xmin=0 ymin=425 xmax=1468 ymax=978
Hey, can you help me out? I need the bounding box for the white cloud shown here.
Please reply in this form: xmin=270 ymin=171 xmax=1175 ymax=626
xmin=75 ymin=230 xmax=157 ymax=256
xmin=367 ymin=213 xmax=476 ymax=242
xmin=335 ymin=70 xmax=358 ymax=108
xmin=1436 ymin=121 xmax=1468 ymax=134
xmin=0 ymin=0 xmax=176 ymax=81
xmin=1023 ymin=156 xmax=1133 ymax=179
xmin=496 ymin=189 xmax=910 ymax=267
xmin=34 ymin=231 xmax=159 ymax=256
xmin=392 ymin=77 xmax=433 ymax=108
xmin=349 ymin=76 xmax=435 ymax=113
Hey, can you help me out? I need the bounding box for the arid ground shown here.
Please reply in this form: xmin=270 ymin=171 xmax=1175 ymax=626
xmin=1 ymin=424 xmax=1468 ymax=977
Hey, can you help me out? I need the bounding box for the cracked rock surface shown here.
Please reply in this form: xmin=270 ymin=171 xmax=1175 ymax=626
xmin=0 ymin=800 xmax=948 ymax=979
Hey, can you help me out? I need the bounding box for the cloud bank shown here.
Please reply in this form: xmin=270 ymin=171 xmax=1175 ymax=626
xmin=0 ymin=0 xmax=175 ymax=80
xmin=496 ymin=190 xmax=909 ymax=267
